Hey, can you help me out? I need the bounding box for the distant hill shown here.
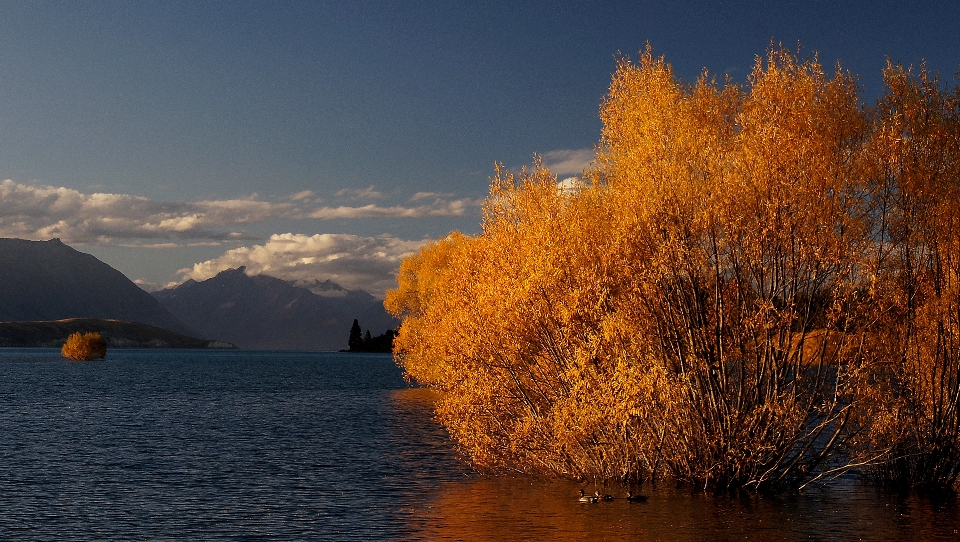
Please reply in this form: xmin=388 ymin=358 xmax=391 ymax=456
xmin=0 ymin=318 xmax=236 ymax=349
xmin=152 ymin=267 xmax=397 ymax=351
xmin=0 ymin=238 xmax=197 ymax=336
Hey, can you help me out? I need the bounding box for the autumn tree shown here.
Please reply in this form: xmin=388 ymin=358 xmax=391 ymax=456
xmin=387 ymin=45 xmax=960 ymax=491
xmin=61 ymin=332 xmax=107 ymax=361
xmin=588 ymin=45 xmax=876 ymax=489
xmin=853 ymin=62 xmax=960 ymax=490
xmin=388 ymin=166 xmax=649 ymax=479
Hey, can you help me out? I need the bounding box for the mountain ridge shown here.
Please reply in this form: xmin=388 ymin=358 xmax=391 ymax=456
xmin=0 ymin=238 xmax=197 ymax=336
xmin=152 ymin=267 xmax=397 ymax=351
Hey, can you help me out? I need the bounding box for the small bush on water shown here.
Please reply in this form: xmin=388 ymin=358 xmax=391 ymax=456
xmin=61 ymin=332 xmax=107 ymax=361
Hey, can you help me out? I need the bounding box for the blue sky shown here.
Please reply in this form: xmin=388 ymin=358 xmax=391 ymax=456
xmin=1 ymin=1 xmax=957 ymax=295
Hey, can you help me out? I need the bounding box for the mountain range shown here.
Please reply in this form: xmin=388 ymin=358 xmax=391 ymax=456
xmin=0 ymin=238 xmax=195 ymax=335
xmin=0 ymin=237 xmax=396 ymax=351
xmin=152 ymin=267 xmax=397 ymax=351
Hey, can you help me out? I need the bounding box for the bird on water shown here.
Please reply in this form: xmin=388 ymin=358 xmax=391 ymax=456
xmin=625 ymin=490 xmax=648 ymax=502
xmin=578 ymin=489 xmax=599 ymax=503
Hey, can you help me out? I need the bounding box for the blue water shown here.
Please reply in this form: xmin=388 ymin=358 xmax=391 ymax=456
xmin=1 ymin=348 xmax=959 ymax=540
xmin=0 ymin=349 xmax=466 ymax=540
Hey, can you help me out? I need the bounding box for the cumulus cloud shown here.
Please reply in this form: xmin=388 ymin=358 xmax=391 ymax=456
xmin=542 ymin=148 xmax=595 ymax=176
xmin=0 ymin=179 xmax=479 ymax=244
xmin=557 ymin=176 xmax=586 ymax=193
xmin=0 ymin=179 xmax=293 ymax=243
xmin=179 ymin=233 xmax=428 ymax=298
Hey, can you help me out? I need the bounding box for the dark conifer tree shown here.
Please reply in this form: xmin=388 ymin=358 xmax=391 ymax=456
xmin=348 ymin=319 xmax=362 ymax=350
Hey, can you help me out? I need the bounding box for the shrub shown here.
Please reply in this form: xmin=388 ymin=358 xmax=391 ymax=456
xmin=387 ymin=45 xmax=960 ymax=491
xmin=61 ymin=331 xmax=107 ymax=361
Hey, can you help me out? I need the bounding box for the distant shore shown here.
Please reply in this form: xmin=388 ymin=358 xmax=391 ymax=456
xmin=0 ymin=318 xmax=236 ymax=349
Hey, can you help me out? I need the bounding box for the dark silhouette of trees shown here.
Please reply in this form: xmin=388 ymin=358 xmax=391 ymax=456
xmin=345 ymin=319 xmax=395 ymax=353
xmin=348 ymin=319 xmax=363 ymax=350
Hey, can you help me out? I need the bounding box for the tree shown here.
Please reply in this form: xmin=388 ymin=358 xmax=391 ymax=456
xmin=348 ymin=319 xmax=362 ymax=350
xmin=852 ymin=61 xmax=960 ymax=490
xmin=61 ymin=332 xmax=107 ymax=361
xmin=386 ymin=45 xmax=960 ymax=491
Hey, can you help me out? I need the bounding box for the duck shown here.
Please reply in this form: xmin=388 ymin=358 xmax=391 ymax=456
xmin=625 ymin=490 xmax=648 ymax=502
xmin=596 ymin=490 xmax=614 ymax=501
xmin=578 ymin=489 xmax=599 ymax=503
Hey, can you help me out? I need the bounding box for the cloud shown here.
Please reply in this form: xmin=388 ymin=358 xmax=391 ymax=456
xmin=0 ymin=179 xmax=479 ymax=244
xmin=134 ymin=278 xmax=181 ymax=292
xmin=0 ymin=179 xmax=294 ymax=243
xmin=409 ymin=191 xmax=452 ymax=201
xmin=557 ymin=176 xmax=586 ymax=193
xmin=334 ymin=186 xmax=387 ymax=200
xmin=288 ymin=190 xmax=316 ymax=201
xmin=541 ymin=148 xmax=595 ymax=176
xmin=120 ymin=242 xmax=181 ymax=249
xmin=179 ymin=233 xmax=428 ymax=298
xmin=308 ymin=197 xmax=476 ymax=219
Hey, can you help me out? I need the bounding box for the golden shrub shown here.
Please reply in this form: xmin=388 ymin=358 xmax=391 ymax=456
xmin=387 ymin=45 xmax=960 ymax=491
xmin=61 ymin=332 xmax=107 ymax=361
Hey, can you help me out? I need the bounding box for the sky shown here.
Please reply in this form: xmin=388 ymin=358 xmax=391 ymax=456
xmin=1 ymin=1 xmax=958 ymax=297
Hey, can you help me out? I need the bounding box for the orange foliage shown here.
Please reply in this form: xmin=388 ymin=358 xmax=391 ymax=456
xmin=61 ymin=331 xmax=107 ymax=361
xmin=387 ymin=46 xmax=960 ymax=490
xmin=852 ymin=61 xmax=960 ymax=489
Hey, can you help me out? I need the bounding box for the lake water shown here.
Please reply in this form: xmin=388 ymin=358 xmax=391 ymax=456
xmin=0 ymin=348 xmax=958 ymax=540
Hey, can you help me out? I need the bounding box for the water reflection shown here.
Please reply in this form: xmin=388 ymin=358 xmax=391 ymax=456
xmin=408 ymin=476 xmax=960 ymax=541
xmin=389 ymin=388 xmax=960 ymax=541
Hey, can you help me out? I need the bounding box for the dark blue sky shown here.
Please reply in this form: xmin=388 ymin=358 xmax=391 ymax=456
xmin=0 ymin=1 xmax=957 ymax=293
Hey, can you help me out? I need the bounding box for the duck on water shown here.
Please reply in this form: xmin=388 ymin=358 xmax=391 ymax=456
xmin=578 ymin=489 xmax=599 ymax=503
xmin=625 ymin=490 xmax=648 ymax=502
xmin=578 ymin=489 xmax=648 ymax=503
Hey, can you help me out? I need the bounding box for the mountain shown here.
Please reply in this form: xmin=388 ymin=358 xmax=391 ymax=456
xmin=0 ymin=238 xmax=197 ymax=336
xmin=152 ymin=267 xmax=398 ymax=351
xmin=0 ymin=318 xmax=235 ymax=349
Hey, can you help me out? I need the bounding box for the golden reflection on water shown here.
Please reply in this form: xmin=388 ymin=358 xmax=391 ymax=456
xmin=389 ymin=389 xmax=960 ymax=541
xmin=412 ymin=477 xmax=960 ymax=541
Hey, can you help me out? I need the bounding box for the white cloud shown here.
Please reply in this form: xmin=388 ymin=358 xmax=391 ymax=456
xmin=288 ymin=190 xmax=316 ymax=201
xmin=308 ymin=197 xmax=476 ymax=219
xmin=557 ymin=176 xmax=585 ymax=193
xmin=121 ymin=242 xmax=181 ymax=249
xmin=133 ymin=278 xmax=180 ymax=292
xmin=409 ymin=191 xmax=452 ymax=201
xmin=179 ymin=233 xmax=428 ymax=298
xmin=0 ymin=179 xmax=293 ymax=243
xmin=0 ymin=179 xmax=479 ymax=244
xmin=542 ymin=148 xmax=595 ymax=176
xmin=334 ymin=186 xmax=387 ymax=200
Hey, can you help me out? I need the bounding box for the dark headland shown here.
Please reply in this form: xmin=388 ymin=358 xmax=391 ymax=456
xmin=0 ymin=318 xmax=236 ymax=349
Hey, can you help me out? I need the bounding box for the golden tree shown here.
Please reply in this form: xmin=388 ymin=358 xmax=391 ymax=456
xmin=387 ymin=165 xmax=653 ymax=479
xmin=594 ymin=46 xmax=873 ymax=489
xmin=387 ymin=45 xmax=960 ymax=490
xmin=855 ymin=62 xmax=960 ymax=489
xmin=61 ymin=331 xmax=107 ymax=361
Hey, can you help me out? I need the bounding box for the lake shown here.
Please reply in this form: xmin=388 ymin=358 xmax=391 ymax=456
xmin=0 ymin=348 xmax=958 ymax=540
